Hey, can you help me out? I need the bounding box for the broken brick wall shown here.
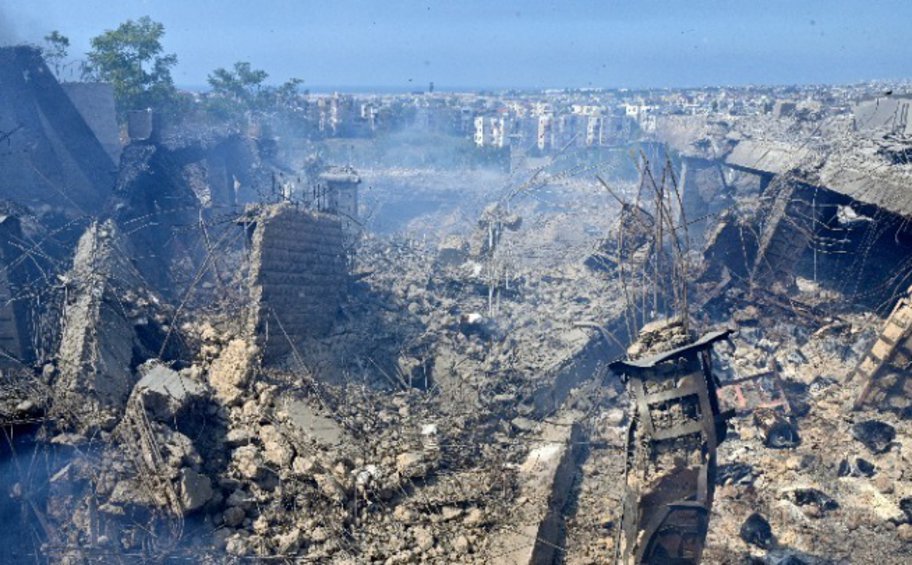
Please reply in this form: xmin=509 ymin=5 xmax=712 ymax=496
xmin=247 ymin=204 xmax=346 ymax=364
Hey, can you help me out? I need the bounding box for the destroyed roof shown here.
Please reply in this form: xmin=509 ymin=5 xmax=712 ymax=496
xmin=727 ymin=138 xmax=912 ymax=218
xmin=724 ymin=139 xmax=815 ymax=175
xmin=813 ymin=152 xmax=912 ymax=218
xmin=853 ymin=96 xmax=912 ymax=137
xmin=609 ymin=329 xmax=731 ymax=373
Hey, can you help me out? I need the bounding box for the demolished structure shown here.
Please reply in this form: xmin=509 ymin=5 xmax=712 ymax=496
xmin=242 ymin=203 xmax=347 ymax=364
xmin=6 ymin=41 xmax=912 ymax=565
xmin=852 ymin=287 xmax=912 ymax=412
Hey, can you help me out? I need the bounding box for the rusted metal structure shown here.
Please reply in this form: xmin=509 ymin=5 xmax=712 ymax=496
xmin=610 ymin=329 xmax=730 ymax=564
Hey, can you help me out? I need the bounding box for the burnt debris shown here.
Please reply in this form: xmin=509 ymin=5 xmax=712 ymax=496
xmin=3 ymin=38 xmax=912 ymax=565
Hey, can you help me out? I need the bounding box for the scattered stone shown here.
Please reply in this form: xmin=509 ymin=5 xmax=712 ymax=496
xmin=178 ymin=468 xmax=213 ymax=512
xmin=259 ymin=425 xmax=294 ymax=466
xmin=209 ymin=339 xmax=258 ymax=404
xmin=808 ymin=375 xmax=838 ymax=396
xmin=898 ymin=524 xmax=912 ymax=543
xmin=134 ymin=360 xmax=208 ymax=421
xmin=233 ymin=446 xmax=263 ymax=480
xmin=852 ymin=420 xmax=896 ymax=454
xmin=740 ymin=512 xmax=773 ymax=549
xmin=223 ymin=506 xmax=246 ymax=527
xmin=413 ymin=527 xmax=434 ymax=552
xmin=275 ymin=528 xmax=301 ymax=554
xmin=453 ymin=534 xmax=471 ymax=553
xmin=396 ymin=451 xmax=427 ymax=478
xmin=754 ymin=408 xmax=800 ymax=448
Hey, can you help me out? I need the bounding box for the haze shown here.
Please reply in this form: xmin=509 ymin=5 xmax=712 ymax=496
xmin=2 ymin=0 xmax=910 ymax=90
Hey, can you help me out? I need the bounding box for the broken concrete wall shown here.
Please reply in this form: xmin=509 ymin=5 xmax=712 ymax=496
xmin=111 ymin=128 xmax=275 ymax=299
xmin=853 ymin=96 xmax=912 ymax=138
xmin=701 ymin=208 xmax=760 ymax=284
xmin=0 ymin=46 xmax=115 ymax=223
xmin=112 ymin=141 xmax=208 ymax=297
xmin=585 ymin=203 xmax=655 ymax=272
xmin=750 ymin=179 xmax=822 ymax=290
xmin=486 ymin=411 xmax=583 ymax=565
xmin=246 ymin=204 xmax=346 ymax=364
xmin=61 ymin=82 xmax=122 ymax=164
xmin=53 ymin=220 xmax=182 ymax=431
xmin=531 ymin=319 xmax=628 ymax=419
xmin=679 ymin=156 xmax=731 ymax=246
xmin=199 ymin=135 xmax=262 ymax=212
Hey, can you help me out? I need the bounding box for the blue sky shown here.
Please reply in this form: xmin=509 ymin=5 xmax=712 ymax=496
xmin=1 ymin=0 xmax=909 ymax=90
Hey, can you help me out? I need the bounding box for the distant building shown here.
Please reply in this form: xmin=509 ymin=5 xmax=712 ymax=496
xmin=317 ymin=93 xmax=356 ymax=137
xmin=474 ymin=116 xmax=509 ymax=148
xmin=772 ymin=100 xmax=797 ymax=119
xmin=537 ymin=115 xmax=553 ymax=151
xmin=585 ymin=116 xmax=601 ymax=146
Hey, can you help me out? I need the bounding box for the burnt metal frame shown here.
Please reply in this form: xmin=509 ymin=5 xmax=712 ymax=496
xmin=609 ymin=330 xmax=731 ymax=564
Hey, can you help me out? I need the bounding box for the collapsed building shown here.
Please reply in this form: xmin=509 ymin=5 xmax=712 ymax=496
xmin=5 ymin=42 xmax=912 ymax=565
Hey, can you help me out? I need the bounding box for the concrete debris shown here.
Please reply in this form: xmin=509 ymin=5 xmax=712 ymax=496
xmin=134 ymin=360 xmax=207 ymax=421
xmin=179 ymin=467 xmax=214 ymax=512
xmin=207 ymin=338 xmax=258 ymax=404
xmin=6 ymin=39 xmax=912 ymax=565
xmin=53 ymin=220 xmax=181 ymax=432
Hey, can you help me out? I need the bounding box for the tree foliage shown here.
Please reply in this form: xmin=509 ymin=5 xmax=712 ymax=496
xmin=207 ymin=61 xmax=303 ymax=119
xmin=208 ymin=61 xmax=268 ymax=106
xmin=85 ymin=16 xmax=178 ymax=115
xmin=41 ymin=31 xmax=69 ymax=77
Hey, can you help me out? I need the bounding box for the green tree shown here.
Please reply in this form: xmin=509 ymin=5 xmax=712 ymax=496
xmin=206 ymin=62 xmax=303 ymax=121
xmin=85 ymin=16 xmax=178 ymax=116
xmin=207 ymin=61 xmax=269 ymax=109
xmin=41 ymin=31 xmax=69 ymax=77
xmin=274 ymin=78 xmax=304 ymax=108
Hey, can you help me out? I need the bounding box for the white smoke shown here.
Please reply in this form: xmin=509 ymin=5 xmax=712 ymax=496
xmin=0 ymin=6 xmax=20 ymax=46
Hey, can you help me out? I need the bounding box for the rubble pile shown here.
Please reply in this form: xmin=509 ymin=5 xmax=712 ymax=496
xmin=6 ymin=41 xmax=912 ymax=565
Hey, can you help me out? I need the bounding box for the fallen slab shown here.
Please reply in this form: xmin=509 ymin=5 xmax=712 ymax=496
xmin=486 ymin=410 xmax=583 ymax=565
